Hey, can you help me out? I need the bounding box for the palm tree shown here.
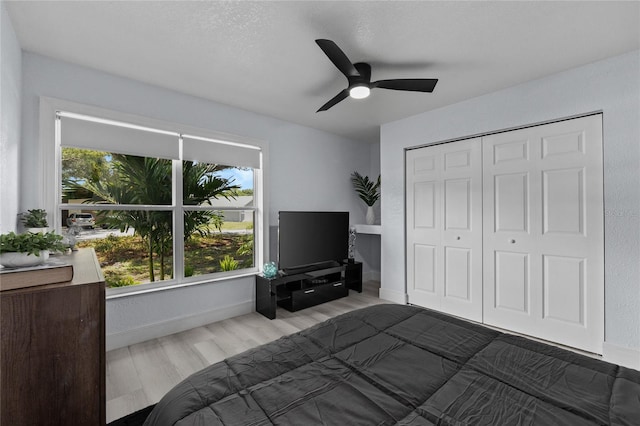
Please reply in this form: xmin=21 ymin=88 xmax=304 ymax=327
xmin=182 ymin=160 xmax=237 ymax=236
xmin=78 ymin=153 xmax=238 ymax=281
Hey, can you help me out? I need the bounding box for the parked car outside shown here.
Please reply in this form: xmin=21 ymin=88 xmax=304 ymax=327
xmin=67 ymin=213 xmax=95 ymax=229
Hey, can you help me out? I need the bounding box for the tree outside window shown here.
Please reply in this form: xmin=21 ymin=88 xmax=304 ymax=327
xmin=58 ymin=113 xmax=260 ymax=289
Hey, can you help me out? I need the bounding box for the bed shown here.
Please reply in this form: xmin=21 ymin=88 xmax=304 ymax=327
xmin=143 ymin=304 xmax=640 ymax=425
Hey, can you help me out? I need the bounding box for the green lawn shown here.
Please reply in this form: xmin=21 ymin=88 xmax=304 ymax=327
xmin=77 ymin=231 xmax=253 ymax=288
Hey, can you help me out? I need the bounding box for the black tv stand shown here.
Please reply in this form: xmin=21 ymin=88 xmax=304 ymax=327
xmin=281 ymin=260 xmax=341 ymax=275
xmin=256 ymin=261 xmax=362 ymax=319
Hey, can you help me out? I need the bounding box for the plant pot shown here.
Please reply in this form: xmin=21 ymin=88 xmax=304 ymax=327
xmin=366 ymin=206 xmax=375 ymax=225
xmin=0 ymin=250 xmax=49 ymax=268
xmin=27 ymin=227 xmax=48 ymax=234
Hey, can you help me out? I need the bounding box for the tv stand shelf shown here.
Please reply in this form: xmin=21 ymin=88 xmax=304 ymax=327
xmin=256 ymin=262 xmax=362 ymax=319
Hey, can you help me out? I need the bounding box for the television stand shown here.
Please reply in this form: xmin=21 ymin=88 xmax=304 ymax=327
xmin=281 ymin=260 xmax=341 ymax=275
xmin=255 ymin=261 xmax=362 ymax=319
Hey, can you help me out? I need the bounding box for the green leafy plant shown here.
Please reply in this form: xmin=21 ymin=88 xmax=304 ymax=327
xmin=236 ymin=234 xmax=254 ymax=257
xmin=20 ymin=209 xmax=49 ymax=228
xmin=0 ymin=231 xmax=65 ymax=256
xmin=108 ymin=276 xmax=138 ymax=288
xmin=219 ymin=255 xmax=239 ymax=271
xmin=350 ymin=171 xmax=381 ymax=206
xmin=184 ymin=265 xmax=195 ymax=277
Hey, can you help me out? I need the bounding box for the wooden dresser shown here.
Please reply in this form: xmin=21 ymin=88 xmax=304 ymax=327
xmin=1 ymin=248 xmax=105 ymax=426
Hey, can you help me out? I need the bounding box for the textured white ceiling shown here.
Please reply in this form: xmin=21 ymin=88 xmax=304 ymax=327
xmin=6 ymin=1 xmax=640 ymax=142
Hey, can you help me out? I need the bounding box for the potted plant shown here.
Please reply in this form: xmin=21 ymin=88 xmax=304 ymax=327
xmin=0 ymin=231 xmax=66 ymax=268
xmin=350 ymin=171 xmax=381 ymax=225
xmin=20 ymin=209 xmax=49 ymax=233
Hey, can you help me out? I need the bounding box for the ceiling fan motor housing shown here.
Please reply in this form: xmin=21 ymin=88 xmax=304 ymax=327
xmin=348 ymin=63 xmax=372 ymax=98
xmin=350 ymin=62 xmax=372 ymax=86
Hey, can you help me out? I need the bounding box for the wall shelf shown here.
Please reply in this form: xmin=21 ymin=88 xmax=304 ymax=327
xmin=354 ymin=224 xmax=381 ymax=235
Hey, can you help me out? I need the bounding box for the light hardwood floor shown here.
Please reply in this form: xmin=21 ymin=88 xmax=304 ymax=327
xmin=106 ymin=281 xmax=384 ymax=423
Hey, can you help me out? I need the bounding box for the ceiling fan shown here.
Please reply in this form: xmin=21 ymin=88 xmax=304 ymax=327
xmin=315 ymin=39 xmax=439 ymax=112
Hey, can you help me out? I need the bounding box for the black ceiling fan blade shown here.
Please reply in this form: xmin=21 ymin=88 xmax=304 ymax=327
xmin=316 ymin=39 xmax=360 ymax=78
xmin=317 ymin=89 xmax=349 ymax=112
xmin=372 ymin=78 xmax=438 ymax=92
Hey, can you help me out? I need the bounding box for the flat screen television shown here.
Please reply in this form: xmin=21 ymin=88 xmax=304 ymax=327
xmin=278 ymin=211 xmax=349 ymax=273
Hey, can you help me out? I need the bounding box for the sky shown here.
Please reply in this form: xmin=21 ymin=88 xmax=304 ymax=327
xmin=217 ymin=167 xmax=253 ymax=190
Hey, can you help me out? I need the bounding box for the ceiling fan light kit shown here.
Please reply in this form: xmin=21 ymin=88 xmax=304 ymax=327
xmin=349 ymin=85 xmax=370 ymax=99
xmin=315 ymin=39 xmax=438 ymax=112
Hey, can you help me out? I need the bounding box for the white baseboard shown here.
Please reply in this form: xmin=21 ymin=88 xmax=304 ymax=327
xmin=363 ymin=271 xmax=381 ymax=282
xmin=378 ymin=287 xmax=406 ymax=304
xmin=106 ymin=301 xmax=253 ymax=351
xmin=603 ymin=342 xmax=640 ymax=370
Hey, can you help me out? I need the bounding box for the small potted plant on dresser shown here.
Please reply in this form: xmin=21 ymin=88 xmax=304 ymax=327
xmin=19 ymin=209 xmax=49 ymax=233
xmin=0 ymin=231 xmax=66 ymax=268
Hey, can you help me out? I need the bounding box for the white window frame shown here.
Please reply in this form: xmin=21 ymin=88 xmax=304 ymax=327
xmin=40 ymin=97 xmax=268 ymax=297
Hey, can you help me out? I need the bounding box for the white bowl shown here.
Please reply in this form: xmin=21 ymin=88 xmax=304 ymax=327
xmin=0 ymin=250 xmax=49 ymax=268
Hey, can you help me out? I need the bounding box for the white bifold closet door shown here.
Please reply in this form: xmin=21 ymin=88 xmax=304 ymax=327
xmin=406 ymin=138 xmax=483 ymax=322
xmin=483 ymin=115 xmax=604 ymax=353
xmin=406 ymin=114 xmax=604 ymax=354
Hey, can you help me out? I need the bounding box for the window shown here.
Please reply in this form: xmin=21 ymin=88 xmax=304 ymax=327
xmin=56 ymin=111 xmax=263 ymax=291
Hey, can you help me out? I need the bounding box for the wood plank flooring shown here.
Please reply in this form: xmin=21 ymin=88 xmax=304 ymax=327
xmin=106 ymin=281 xmax=384 ymax=423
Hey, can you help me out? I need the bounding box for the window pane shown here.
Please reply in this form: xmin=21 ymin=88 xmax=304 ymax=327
xmin=62 ymin=209 xmax=173 ymax=288
xmin=61 ymin=147 xmax=172 ymax=205
xmin=184 ymin=210 xmax=255 ymax=277
xmin=183 ymin=162 xmax=253 ymax=207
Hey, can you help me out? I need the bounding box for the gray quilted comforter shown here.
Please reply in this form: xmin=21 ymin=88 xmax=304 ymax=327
xmin=144 ymin=304 xmax=640 ymax=425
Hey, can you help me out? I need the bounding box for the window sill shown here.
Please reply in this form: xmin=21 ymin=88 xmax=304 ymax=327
xmin=106 ymin=269 xmax=258 ymax=299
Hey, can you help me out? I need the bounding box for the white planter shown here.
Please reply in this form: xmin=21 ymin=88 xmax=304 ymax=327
xmin=366 ymin=206 xmax=376 ymax=225
xmin=0 ymin=250 xmax=49 ymax=268
xmin=27 ymin=227 xmax=48 ymax=234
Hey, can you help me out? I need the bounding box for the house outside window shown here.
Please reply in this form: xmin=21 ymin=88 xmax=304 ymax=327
xmin=54 ymin=110 xmax=264 ymax=292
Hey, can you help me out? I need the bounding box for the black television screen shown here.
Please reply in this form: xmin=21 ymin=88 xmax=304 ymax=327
xmin=278 ymin=211 xmax=349 ymax=272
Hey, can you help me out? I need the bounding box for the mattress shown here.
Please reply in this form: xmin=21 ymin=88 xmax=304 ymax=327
xmin=143 ymin=304 xmax=640 ymax=425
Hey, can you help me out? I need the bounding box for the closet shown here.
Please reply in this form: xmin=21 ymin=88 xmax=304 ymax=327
xmin=406 ymin=114 xmax=604 ymax=354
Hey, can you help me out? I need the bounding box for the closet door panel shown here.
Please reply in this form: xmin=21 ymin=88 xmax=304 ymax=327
xmin=440 ymin=141 xmax=483 ymax=321
xmin=407 ymin=139 xmax=482 ymax=322
xmin=494 ymin=173 xmax=529 ymax=233
xmin=483 ymin=115 xmax=604 ymax=354
xmin=414 ymin=181 xmax=436 ymax=229
xmin=407 ymin=148 xmax=443 ymax=310
xmin=484 ymin=130 xmax=541 ymax=331
xmin=444 ymin=247 xmax=471 ymax=300
xmin=444 ymin=179 xmax=471 ymax=230
xmin=414 ymin=244 xmax=436 ymax=293
xmin=543 ymin=168 xmax=585 ymax=235
xmin=492 ymin=139 xmax=529 ymax=164
xmin=494 ymin=251 xmax=530 ymax=314
xmin=543 ymin=254 xmax=585 ymax=325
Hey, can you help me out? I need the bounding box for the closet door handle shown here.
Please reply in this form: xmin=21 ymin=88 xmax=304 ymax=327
xmin=510 ymin=239 xmax=516 ymax=244
xmin=304 ymin=289 xmax=315 ymax=294
xmin=456 ymin=236 xmax=461 ymax=240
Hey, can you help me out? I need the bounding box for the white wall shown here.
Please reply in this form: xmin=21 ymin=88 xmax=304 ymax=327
xmin=0 ymin=1 xmax=21 ymax=233
xmin=19 ymin=52 xmax=372 ymax=349
xmin=381 ymin=51 xmax=640 ymax=355
xmin=353 ymin=139 xmax=381 ymax=281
